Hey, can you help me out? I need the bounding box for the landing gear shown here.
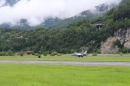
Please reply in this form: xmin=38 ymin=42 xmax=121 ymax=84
xmin=78 ymin=56 xmax=83 ymax=58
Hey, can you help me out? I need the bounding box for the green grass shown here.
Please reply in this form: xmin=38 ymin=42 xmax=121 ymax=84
xmin=0 ymin=64 xmax=130 ymax=86
xmin=0 ymin=54 xmax=130 ymax=86
xmin=0 ymin=54 xmax=130 ymax=62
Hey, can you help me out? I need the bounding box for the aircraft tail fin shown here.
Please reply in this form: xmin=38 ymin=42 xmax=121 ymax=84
xmin=84 ymin=50 xmax=87 ymax=55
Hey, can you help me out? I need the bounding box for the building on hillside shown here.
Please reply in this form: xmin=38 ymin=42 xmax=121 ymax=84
xmin=95 ymin=23 xmax=103 ymax=29
xmin=91 ymin=22 xmax=106 ymax=29
xmin=25 ymin=51 xmax=34 ymax=55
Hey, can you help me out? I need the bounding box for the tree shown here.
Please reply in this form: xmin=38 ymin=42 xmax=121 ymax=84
xmin=20 ymin=51 xmax=24 ymax=56
xmin=6 ymin=50 xmax=14 ymax=56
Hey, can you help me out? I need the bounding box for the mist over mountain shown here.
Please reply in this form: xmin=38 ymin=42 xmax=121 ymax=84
xmin=44 ymin=3 xmax=118 ymax=29
xmin=0 ymin=0 xmax=121 ymax=29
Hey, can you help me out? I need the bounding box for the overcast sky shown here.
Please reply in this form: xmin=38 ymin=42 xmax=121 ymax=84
xmin=0 ymin=0 xmax=121 ymax=26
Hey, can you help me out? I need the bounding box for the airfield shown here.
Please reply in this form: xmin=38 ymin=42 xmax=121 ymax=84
xmin=1 ymin=54 xmax=130 ymax=86
xmin=0 ymin=54 xmax=130 ymax=66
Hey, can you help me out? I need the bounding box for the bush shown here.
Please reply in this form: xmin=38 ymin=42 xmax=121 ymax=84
xmin=43 ymin=52 xmax=48 ymax=56
xmin=50 ymin=52 xmax=58 ymax=56
xmin=121 ymin=47 xmax=128 ymax=53
xmin=0 ymin=51 xmax=6 ymax=56
xmin=114 ymin=40 xmax=123 ymax=49
xmin=20 ymin=51 xmax=24 ymax=56
xmin=92 ymin=53 xmax=98 ymax=56
xmin=6 ymin=50 xmax=14 ymax=56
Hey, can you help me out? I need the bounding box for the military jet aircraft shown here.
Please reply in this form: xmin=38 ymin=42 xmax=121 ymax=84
xmin=71 ymin=50 xmax=87 ymax=57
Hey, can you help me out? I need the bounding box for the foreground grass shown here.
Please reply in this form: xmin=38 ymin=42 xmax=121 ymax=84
xmin=0 ymin=64 xmax=130 ymax=86
xmin=0 ymin=54 xmax=130 ymax=62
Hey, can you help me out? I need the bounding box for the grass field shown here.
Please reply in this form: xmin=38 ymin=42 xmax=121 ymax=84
xmin=0 ymin=54 xmax=130 ymax=62
xmin=0 ymin=54 xmax=130 ymax=86
xmin=0 ymin=64 xmax=130 ymax=86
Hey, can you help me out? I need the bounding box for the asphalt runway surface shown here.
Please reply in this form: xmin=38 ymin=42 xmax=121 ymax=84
xmin=0 ymin=60 xmax=130 ymax=66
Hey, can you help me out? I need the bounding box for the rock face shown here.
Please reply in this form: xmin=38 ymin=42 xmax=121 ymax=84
xmin=100 ymin=37 xmax=119 ymax=54
xmin=100 ymin=28 xmax=130 ymax=54
xmin=124 ymin=29 xmax=130 ymax=48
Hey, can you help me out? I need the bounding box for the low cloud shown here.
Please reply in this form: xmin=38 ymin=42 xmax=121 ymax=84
xmin=0 ymin=0 xmax=121 ymax=26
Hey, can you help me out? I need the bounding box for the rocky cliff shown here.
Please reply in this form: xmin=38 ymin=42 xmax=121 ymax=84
xmin=100 ymin=28 xmax=130 ymax=53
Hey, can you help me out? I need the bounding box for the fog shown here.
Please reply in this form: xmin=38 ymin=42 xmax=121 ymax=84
xmin=0 ymin=0 xmax=121 ymax=26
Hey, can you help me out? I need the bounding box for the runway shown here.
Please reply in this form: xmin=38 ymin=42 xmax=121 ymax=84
xmin=0 ymin=60 xmax=130 ymax=66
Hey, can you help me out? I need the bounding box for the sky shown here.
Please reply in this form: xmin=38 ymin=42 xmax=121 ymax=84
xmin=0 ymin=0 xmax=121 ymax=26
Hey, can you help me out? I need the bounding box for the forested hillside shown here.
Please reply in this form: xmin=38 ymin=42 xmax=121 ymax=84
xmin=0 ymin=0 xmax=130 ymax=54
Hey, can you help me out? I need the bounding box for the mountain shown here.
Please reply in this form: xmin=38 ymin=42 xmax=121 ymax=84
xmin=43 ymin=10 xmax=100 ymax=29
xmin=0 ymin=0 xmax=130 ymax=53
xmin=0 ymin=0 xmax=119 ymax=29
xmin=44 ymin=3 xmax=118 ymax=29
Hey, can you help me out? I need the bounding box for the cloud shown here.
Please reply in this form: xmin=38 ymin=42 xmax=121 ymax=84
xmin=0 ymin=0 xmax=6 ymax=7
xmin=0 ymin=0 xmax=121 ymax=26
